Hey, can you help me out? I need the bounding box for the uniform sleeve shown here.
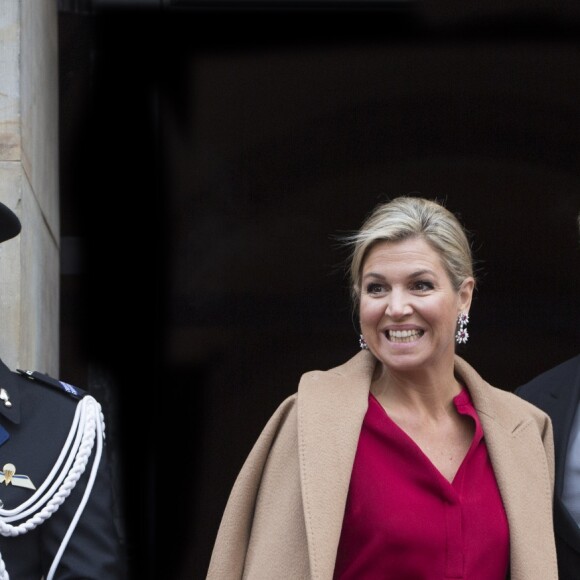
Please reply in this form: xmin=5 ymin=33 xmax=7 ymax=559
xmin=38 ymin=428 xmax=125 ymax=579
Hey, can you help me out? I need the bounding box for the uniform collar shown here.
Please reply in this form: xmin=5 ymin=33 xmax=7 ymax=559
xmin=0 ymin=358 xmax=22 ymax=424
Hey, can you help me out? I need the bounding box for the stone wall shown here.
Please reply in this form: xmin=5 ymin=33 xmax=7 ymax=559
xmin=0 ymin=0 xmax=59 ymax=375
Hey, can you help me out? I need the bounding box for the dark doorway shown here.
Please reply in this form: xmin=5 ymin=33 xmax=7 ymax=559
xmin=58 ymin=4 xmax=580 ymax=578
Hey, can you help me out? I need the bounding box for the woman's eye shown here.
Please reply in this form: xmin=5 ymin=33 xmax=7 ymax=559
xmin=366 ymin=283 xmax=385 ymax=295
xmin=414 ymin=280 xmax=434 ymax=291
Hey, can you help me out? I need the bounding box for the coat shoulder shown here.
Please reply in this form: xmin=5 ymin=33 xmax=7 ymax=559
xmin=485 ymin=384 xmax=555 ymax=443
xmin=493 ymin=385 xmax=551 ymax=417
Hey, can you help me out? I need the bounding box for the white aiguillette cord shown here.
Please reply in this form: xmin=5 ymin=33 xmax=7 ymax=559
xmin=0 ymin=395 xmax=105 ymax=580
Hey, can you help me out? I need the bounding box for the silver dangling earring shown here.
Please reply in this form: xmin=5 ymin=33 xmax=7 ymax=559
xmin=359 ymin=334 xmax=369 ymax=350
xmin=456 ymin=312 xmax=469 ymax=344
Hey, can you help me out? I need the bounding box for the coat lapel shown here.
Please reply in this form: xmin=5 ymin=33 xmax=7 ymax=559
xmin=297 ymin=350 xmax=375 ymax=580
xmin=454 ymin=356 xmax=557 ymax=579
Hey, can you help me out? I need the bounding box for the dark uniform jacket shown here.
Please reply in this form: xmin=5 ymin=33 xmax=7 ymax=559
xmin=516 ymin=354 xmax=580 ymax=580
xmin=0 ymin=357 xmax=123 ymax=579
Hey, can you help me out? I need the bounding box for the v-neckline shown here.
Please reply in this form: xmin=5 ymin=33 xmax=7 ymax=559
xmin=368 ymin=390 xmax=482 ymax=489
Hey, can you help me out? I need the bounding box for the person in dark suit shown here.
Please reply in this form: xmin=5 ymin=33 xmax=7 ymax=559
xmin=0 ymin=201 xmax=124 ymax=579
xmin=516 ymin=210 xmax=580 ymax=580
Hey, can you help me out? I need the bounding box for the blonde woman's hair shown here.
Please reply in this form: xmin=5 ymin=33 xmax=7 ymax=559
xmin=346 ymin=196 xmax=475 ymax=307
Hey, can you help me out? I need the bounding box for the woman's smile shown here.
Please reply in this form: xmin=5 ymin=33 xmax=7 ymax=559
xmin=384 ymin=328 xmax=425 ymax=343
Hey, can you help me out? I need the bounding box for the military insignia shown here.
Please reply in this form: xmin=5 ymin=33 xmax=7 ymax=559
xmin=0 ymin=463 xmax=36 ymax=490
xmin=0 ymin=388 xmax=11 ymax=408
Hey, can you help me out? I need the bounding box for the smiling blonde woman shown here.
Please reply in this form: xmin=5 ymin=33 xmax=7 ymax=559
xmin=207 ymin=195 xmax=558 ymax=580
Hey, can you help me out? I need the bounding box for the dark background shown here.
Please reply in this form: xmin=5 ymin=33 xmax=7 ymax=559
xmin=57 ymin=2 xmax=580 ymax=578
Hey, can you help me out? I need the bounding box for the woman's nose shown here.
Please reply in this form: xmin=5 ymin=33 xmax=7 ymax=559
xmin=385 ymin=290 xmax=412 ymax=319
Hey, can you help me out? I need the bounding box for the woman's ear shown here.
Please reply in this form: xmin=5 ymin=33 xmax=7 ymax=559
xmin=458 ymin=277 xmax=475 ymax=312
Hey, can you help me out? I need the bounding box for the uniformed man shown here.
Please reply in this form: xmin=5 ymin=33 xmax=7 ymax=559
xmin=0 ymin=201 xmax=123 ymax=579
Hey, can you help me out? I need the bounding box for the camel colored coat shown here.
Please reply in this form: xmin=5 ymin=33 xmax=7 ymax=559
xmin=206 ymin=351 xmax=558 ymax=580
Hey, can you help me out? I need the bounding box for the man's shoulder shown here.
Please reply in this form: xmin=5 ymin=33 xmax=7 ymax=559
xmin=516 ymin=353 xmax=580 ymax=397
xmin=0 ymin=359 xmax=90 ymax=425
xmin=0 ymin=357 xmax=87 ymax=403
xmin=15 ymin=368 xmax=87 ymax=400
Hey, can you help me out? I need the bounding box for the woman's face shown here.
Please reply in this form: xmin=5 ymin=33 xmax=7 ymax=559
xmin=359 ymin=237 xmax=474 ymax=376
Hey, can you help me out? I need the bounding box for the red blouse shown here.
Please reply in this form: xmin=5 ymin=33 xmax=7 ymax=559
xmin=333 ymin=388 xmax=510 ymax=580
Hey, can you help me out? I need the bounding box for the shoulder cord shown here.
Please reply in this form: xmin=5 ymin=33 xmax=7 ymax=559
xmin=0 ymin=395 xmax=105 ymax=580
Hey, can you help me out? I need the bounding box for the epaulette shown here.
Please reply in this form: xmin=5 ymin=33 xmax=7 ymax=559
xmin=16 ymin=369 xmax=87 ymax=400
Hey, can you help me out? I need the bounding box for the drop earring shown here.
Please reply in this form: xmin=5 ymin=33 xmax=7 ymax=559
xmin=456 ymin=312 xmax=469 ymax=344
xmin=359 ymin=334 xmax=369 ymax=350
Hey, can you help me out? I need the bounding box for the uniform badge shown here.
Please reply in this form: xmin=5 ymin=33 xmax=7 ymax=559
xmin=0 ymin=388 xmax=12 ymax=407
xmin=0 ymin=463 xmax=36 ymax=490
